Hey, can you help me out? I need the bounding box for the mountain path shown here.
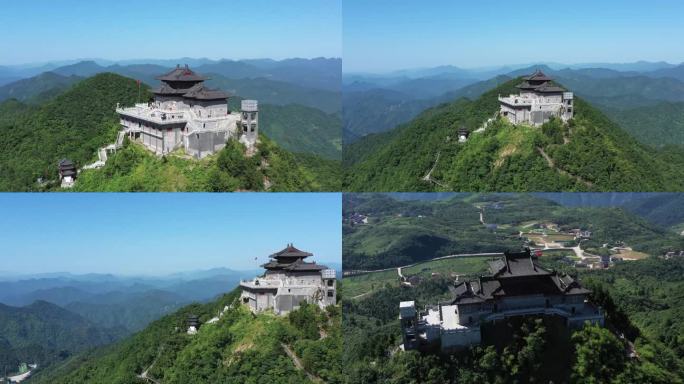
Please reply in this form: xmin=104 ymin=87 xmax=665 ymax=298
xmin=536 ymin=147 xmax=593 ymax=188
xmin=421 ymin=151 xmax=450 ymax=188
xmin=137 ymin=346 xmax=163 ymax=384
xmin=281 ymin=343 xmax=325 ymax=383
xmin=345 ymin=252 xmax=504 ymax=277
xmin=350 ymin=291 xmax=373 ymax=300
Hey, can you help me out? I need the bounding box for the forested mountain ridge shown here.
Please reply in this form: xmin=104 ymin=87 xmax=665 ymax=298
xmin=601 ymin=102 xmax=684 ymax=148
xmin=0 ymin=300 xmax=126 ymax=375
xmin=344 ymin=78 xmax=684 ymax=192
xmin=0 ymin=71 xmax=82 ymax=104
xmin=0 ymin=73 xmax=142 ymax=191
xmin=30 ymin=290 xmax=342 ymax=384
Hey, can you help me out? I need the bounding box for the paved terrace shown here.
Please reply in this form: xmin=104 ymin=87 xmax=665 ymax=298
xmin=498 ymin=94 xmax=535 ymax=106
xmin=240 ymin=277 xmax=324 ymax=289
xmin=117 ymin=103 xmax=240 ymax=132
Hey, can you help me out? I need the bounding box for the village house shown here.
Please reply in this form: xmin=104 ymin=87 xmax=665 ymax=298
xmin=400 ymin=249 xmax=603 ymax=352
xmin=499 ymin=70 xmax=574 ymax=126
xmin=116 ymin=65 xmax=258 ymax=158
xmin=240 ymin=244 xmax=337 ymax=315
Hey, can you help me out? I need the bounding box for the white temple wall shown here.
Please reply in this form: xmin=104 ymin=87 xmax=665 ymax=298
xmin=256 ymin=292 xmax=274 ymax=312
xmin=290 ymin=275 xmax=324 ymax=285
xmin=193 ymin=101 xmax=227 ymax=118
xmin=441 ymin=327 xmax=481 ymax=350
xmin=185 ymin=131 xmax=230 ymax=159
xmin=541 ymin=95 xmax=562 ymax=103
xmin=275 ymin=294 xmax=311 ymax=314
xmin=323 ymin=289 xmax=336 ymax=306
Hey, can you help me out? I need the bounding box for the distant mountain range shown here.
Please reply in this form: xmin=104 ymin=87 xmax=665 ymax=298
xmin=0 ymin=268 xmax=257 ymax=332
xmin=1 ymin=57 xmax=341 ymax=90
xmin=344 ymin=61 xmax=682 ymax=81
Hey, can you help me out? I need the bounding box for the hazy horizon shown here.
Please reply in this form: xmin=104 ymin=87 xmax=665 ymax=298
xmin=0 ymin=260 xmax=343 ymax=280
xmin=342 ymin=60 xmax=682 ymax=76
xmin=0 ymin=56 xmax=342 ymax=68
xmin=344 ymin=0 xmax=684 ymax=72
xmin=0 ymin=0 xmax=341 ymax=65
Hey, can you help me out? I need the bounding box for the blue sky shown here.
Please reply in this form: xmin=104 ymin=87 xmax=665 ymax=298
xmin=0 ymin=193 xmax=341 ymax=275
xmin=344 ymin=0 xmax=684 ymax=73
xmin=0 ymin=0 xmax=341 ymax=65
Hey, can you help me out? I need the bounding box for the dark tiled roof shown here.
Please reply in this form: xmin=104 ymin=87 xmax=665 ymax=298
xmin=516 ymin=81 xmax=538 ymax=90
xmin=58 ymin=158 xmax=74 ymax=168
xmin=270 ymin=244 xmax=314 ymax=259
xmin=516 ymin=70 xmax=566 ymax=93
xmin=183 ymin=84 xmax=229 ymax=100
xmin=488 ymin=249 xmax=552 ymax=278
xmin=450 ymin=281 xmax=487 ymax=304
xmin=152 ymin=83 xmax=189 ymax=95
xmin=284 ymin=259 xmax=327 ymax=271
xmin=261 ymin=259 xmax=326 ymax=272
xmin=450 ymin=249 xmax=591 ymax=303
xmin=156 ymin=65 xmax=208 ymax=82
xmin=524 ymin=70 xmax=553 ymax=82
xmin=534 ymin=83 xmax=566 ymax=93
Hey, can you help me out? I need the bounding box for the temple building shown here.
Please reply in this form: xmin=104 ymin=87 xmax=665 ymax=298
xmin=58 ymin=158 xmax=77 ymax=188
xmin=400 ymin=249 xmax=603 ymax=352
xmin=498 ymin=70 xmax=574 ymax=126
xmin=457 ymin=127 xmax=470 ymax=143
xmin=116 ymin=65 xmax=258 ymax=158
xmin=240 ymin=244 xmax=337 ymax=315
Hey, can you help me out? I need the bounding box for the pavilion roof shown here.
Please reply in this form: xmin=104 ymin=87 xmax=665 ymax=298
xmin=448 ymin=249 xmax=590 ymax=304
xmin=156 ymin=65 xmax=208 ymax=82
xmin=269 ymin=244 xmax=314 ymax=259
xmin=524 ymin=69 xmax=553 ymax=82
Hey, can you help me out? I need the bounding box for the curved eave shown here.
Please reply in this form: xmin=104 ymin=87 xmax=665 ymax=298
xmin=155 ymin=75 xmax=209 ymax=81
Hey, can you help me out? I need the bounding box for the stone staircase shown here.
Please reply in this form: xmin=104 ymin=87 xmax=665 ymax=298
xmin=81 ymin=130 xmax=126 ymax=170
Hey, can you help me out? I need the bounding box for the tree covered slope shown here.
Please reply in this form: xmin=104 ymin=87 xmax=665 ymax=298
xmin=0 ymin=73 xmax=144 ymax=191
xmin=0 ymin=72 xmax=82 ymax=104
xmin=30 ymin=291 xmax=342 ymax=384
xmin=0 ymin=301 xmax=125 ymax=374
xmin=73 ymin=136 xmax=339 ymax=192
xmin=601 ymin=102 xmax=684 ymax=148
xmin=343 ymin=78 xmax=684 ymax=192
xmin=230 ymin=100 xmax=341 ymax=160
